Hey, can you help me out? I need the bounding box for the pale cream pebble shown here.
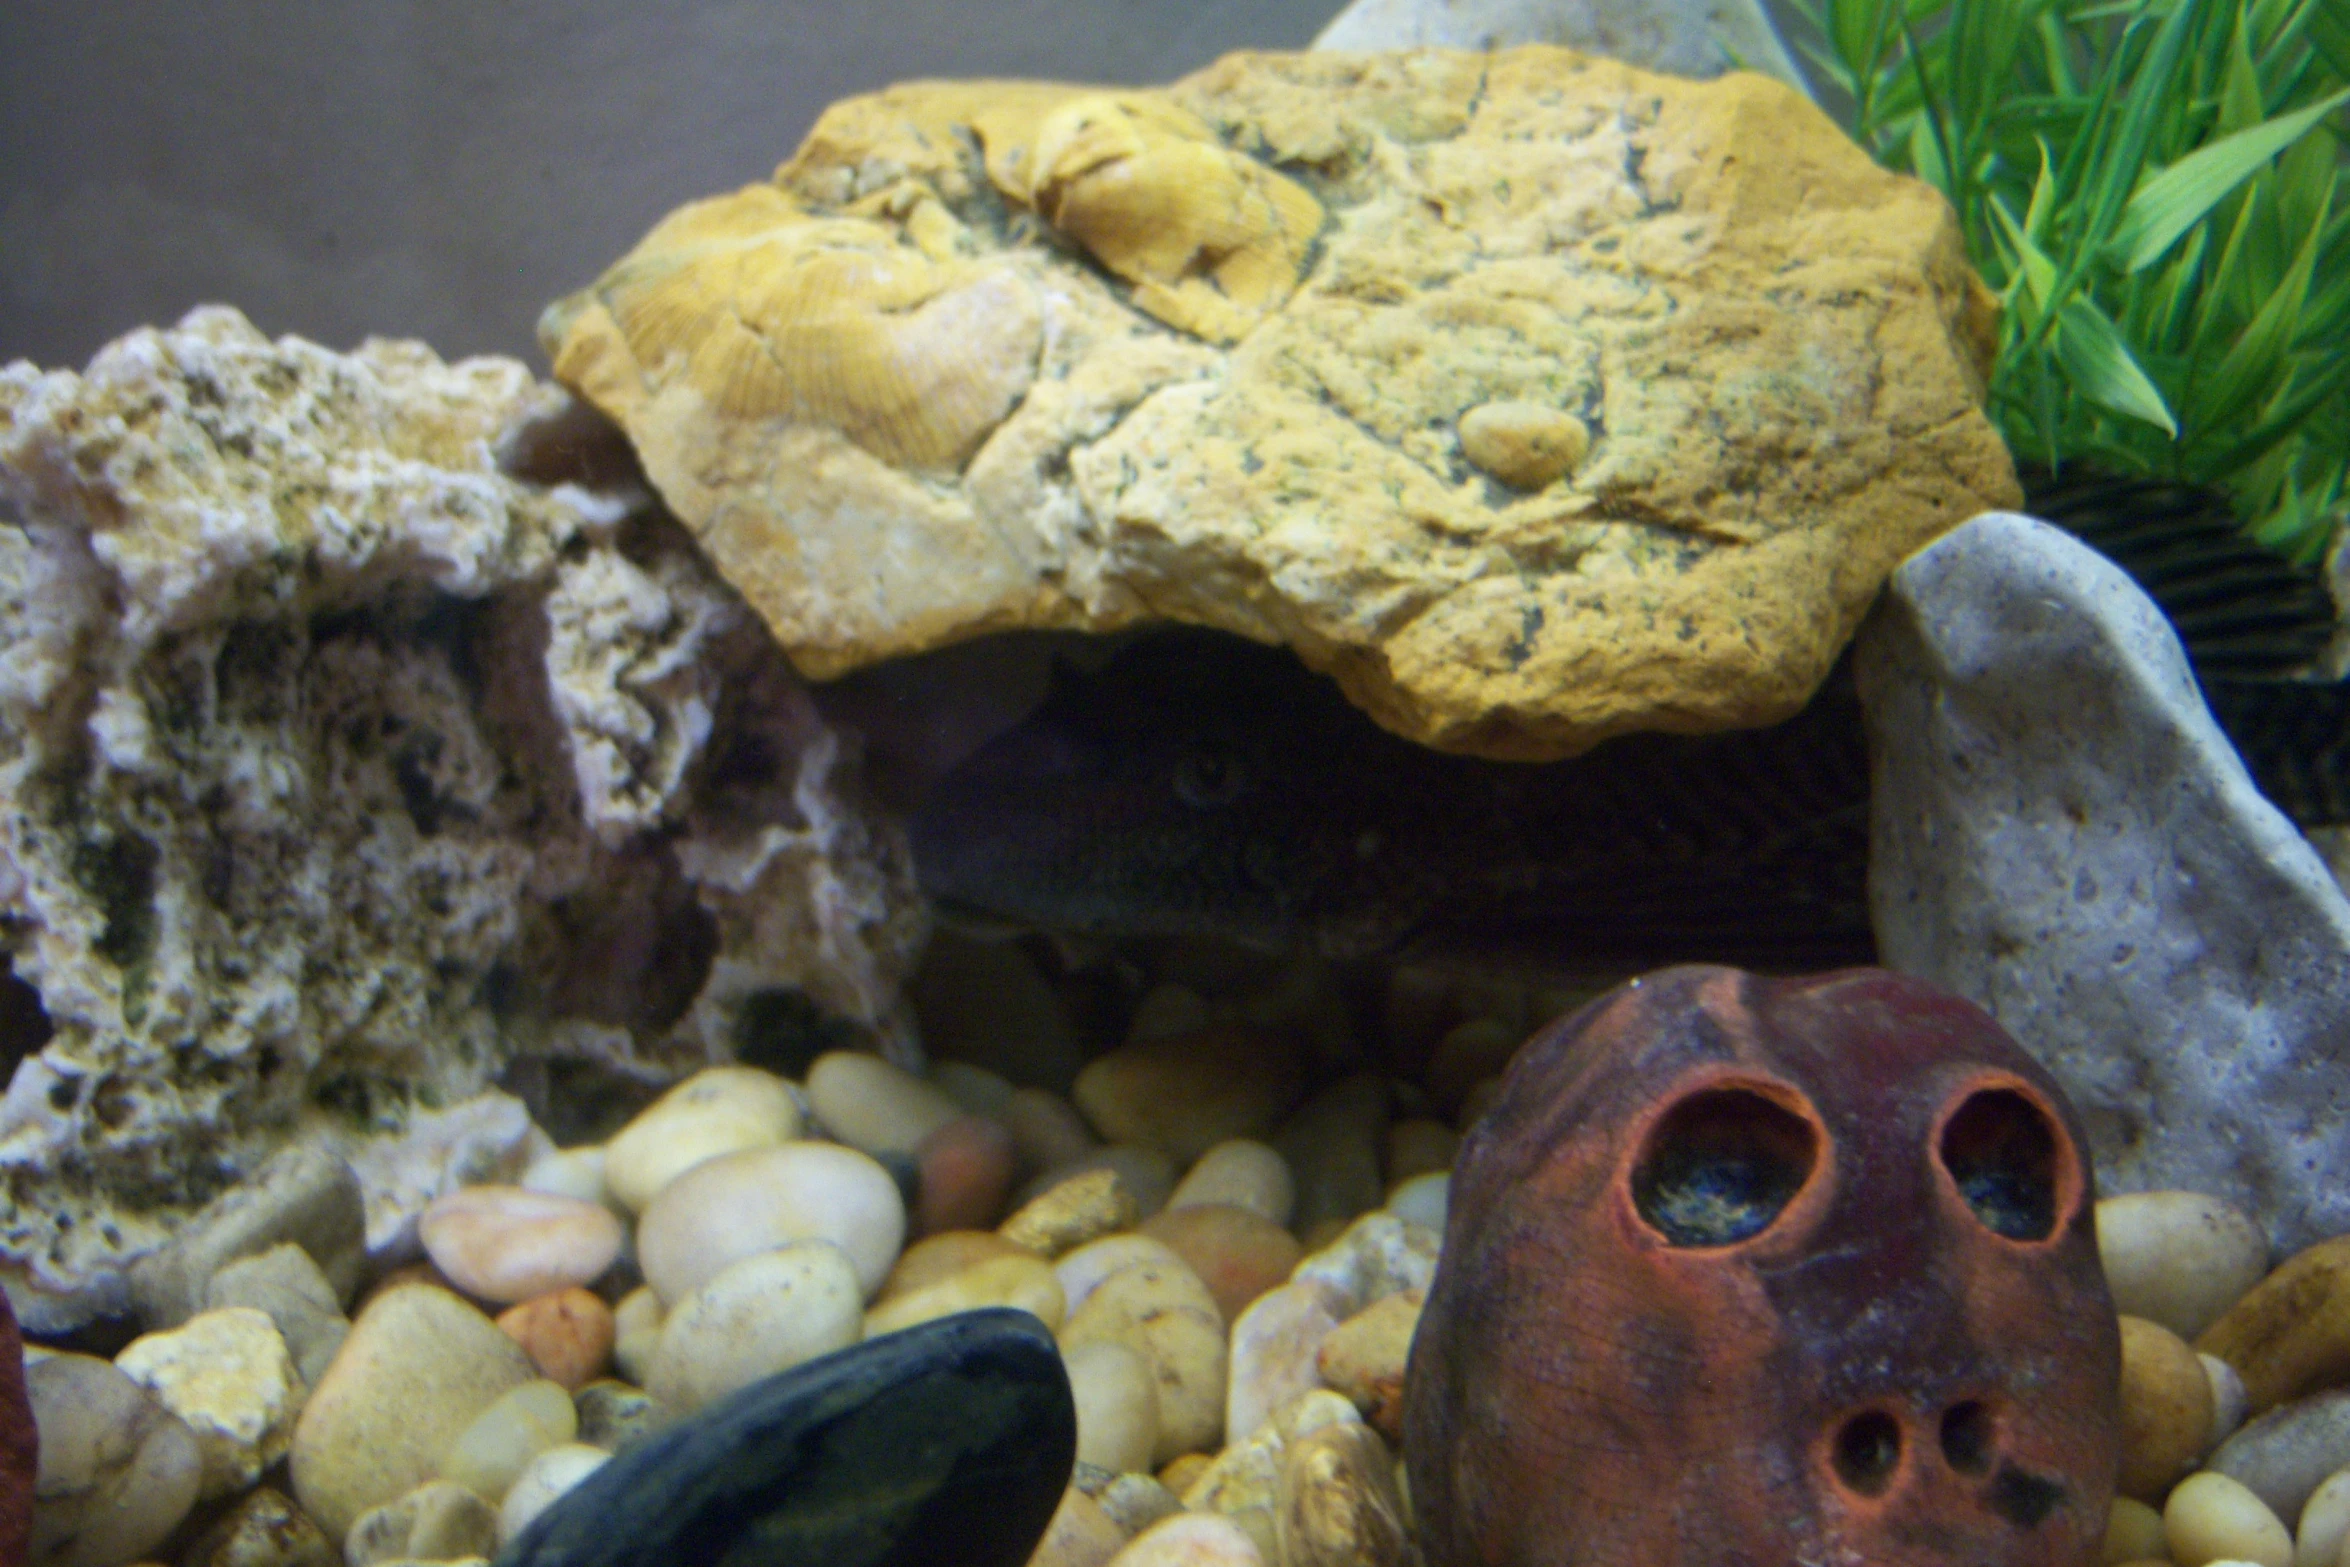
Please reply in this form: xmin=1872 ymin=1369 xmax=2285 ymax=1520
xmin=1002 ymin=1168 xmax=1142 ymax=1258
xmin=881 ymin=1230 xmax=1031 ymax=1301
xmin=2103 ymin=1496 xmax=2168 ymax=1564
xmin=496 ymin=1443 xmax=610 ymax=1546
xmin=1278 ymin=1417 xmax=1410 ymax=1567
xmin=1061 ymin=1259 xmax=1228 ymax=1465
xmin=1289 ymin=1212 xmax=1440 ymax=1318
xmin=603 ymin=1065 xmax=804 ymax=1213
xmin=1063 ymin=1338 xmax=1162 ymax=1475
xmin=1383 ymin=1172 xmax=1448 ymax=1233
xmin=647 ymin=1241 xmax=866 ymax=1414
xmin=863 ymin=1251 xmax=1067 ymax=1337
xmin=1168 ymin=1140 xmax=1295 ymax=1229
xmin=344 ymin=1480 xmax=499 ymax=1567
xmin=1058 ymin=1235 xmax=1190 ymax=1319
xmin=610 ymin=1284 xmax=664 ymax=1385
xmin=1226 ymin=1279 xmax=1351 ymax=1446
xmin=518 ymin=1145 xmax=610 ymax=1209
xmin=1004 ymin=1088 xmax=1101 ymax=1174
xmin=2297 ymin=1468 xmax=2350 ymax=1567
xmin=2209 ymin=1355 xmax=2253 ymax=1452
xmin=2100 ymin=1193 xmax=2270 ymax=1342
xmin=932 ymin=1060 xmax=1017 ymax=1117
xmin=1072 ymin=1025 xmax=1304 ymax=1166
xmin=114 ymin=1305 xmax=304 ymax=1500
xmin=637 ymin=1140 xmax=906 ymax=1304
xmin=807 ymin=1048 xmax=965 ymax=1155
xmin=1096 ymin=1472 xmax=1183 ymax=1537
xmin=1107 ymin=1510 xmax=1268 ymax=1567
xmin=2166 ymin=1471 xmax=2292 ymax=1567
xmin=1029 ymin=1485 xmax=1130 ymax=1567
xmin=1383 ymin=1119 xmax=1458 ymax=1187
xmin=1315 ymin=1290 xmax=1424 ymax=1443
xmin=2123 ymin=1315 xmax=2217 ymax=1500
xmin=436 ymin=1379 xmax=578 ymax=1503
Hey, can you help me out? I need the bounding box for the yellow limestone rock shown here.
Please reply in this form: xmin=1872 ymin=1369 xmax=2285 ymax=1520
xmin=543 ymin=48 xmax=2017 ymax=759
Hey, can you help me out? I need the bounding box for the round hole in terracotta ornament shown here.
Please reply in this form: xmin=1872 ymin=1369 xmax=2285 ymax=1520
xmin=1630 ymin=1084 xmax=1818 ymax=1248
xmin=1938 ymin=1399 xmax=1995 ymax=1474
xmin=1831 ymin=1410 xmax=1903 ymax=1496
xmin=1937 ymin=1088 xmax=2059 ymax=1241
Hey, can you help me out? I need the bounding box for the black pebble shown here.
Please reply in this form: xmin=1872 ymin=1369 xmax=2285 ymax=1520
xmin=494 ymin=1307 xmax=1076 ymax=1567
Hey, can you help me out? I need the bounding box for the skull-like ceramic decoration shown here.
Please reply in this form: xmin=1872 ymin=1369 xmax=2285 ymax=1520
xmin=1404 ymin=965 xmax=2120 ymax=1567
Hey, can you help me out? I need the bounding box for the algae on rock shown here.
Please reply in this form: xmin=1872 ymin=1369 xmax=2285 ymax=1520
xmin=0 ymin=308 xmax=924 ymax=1331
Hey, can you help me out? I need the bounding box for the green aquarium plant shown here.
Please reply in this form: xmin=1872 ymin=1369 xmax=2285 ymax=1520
xmin=1785 ymin=0 xmax=2350 ymax=559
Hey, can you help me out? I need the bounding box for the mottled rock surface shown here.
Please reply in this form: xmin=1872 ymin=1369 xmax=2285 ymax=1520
xmin=1858 ymin=511 xmax=2350 ymax=1255
xmin=0 ymin=307 xmax=925 ymax=1330
xmin=542 ymin=47 xmax=2014 ymax=761
xmin=1313 ymin=0 xmax=1808 ymax=93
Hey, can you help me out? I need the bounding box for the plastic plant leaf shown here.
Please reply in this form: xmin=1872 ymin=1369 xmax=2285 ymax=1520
xmin=2190 ymin=211 xmax=2328 ymax=440
xmin=2055 ymin=295 xmax=2179 ymax=435
xmin=2111 ymin=86 xmax=2350 ymax=272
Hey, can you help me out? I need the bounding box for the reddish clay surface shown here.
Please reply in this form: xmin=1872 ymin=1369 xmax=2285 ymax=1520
xmin=1405 ymin=964 xmax=2121 ymax=1567
xmin=0 ymin=1287 xmax=33 ymax=1565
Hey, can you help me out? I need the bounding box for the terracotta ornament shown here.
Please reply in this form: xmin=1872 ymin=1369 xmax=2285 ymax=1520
xmin=1404 ymin=964 xmax=2120 ymax=1567
xmin=0 ymin=1285 xmax=31 ymax=1564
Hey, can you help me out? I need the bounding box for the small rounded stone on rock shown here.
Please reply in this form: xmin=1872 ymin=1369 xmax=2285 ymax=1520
xmin=1108 ymin=1511 xmax=1267 ymax=1567
xmin=2105 ymin=1496 xmax=2168 ymax=1564
xmin=572 ymin=1380 xmax=668 ymax=1455
xmin=1277 ymin=1417 xmax=1410 ymax=1567
xmin=344 ymin=1479 xmax=499 ymax=1567
xmin=609 ymin=1285 xmax=663 ymax=1387
xmin=2297 ymin=1469 xmax=2350 ymax=1567
xmin=1064 ymin=1338 xmax=1162 ymax=1475
xmin=418 ymin=1185 xmax=625 ymax=1305
xmin=2166 ymin=1471 xmax=2293 ymax=1567
xmin=1457 ymin=401 xmax=1589 ymax=491
xmin=2199 ymin=1236 xmax=2350 ymax=1416
xmin=865 ymin=1251 xmax=1067 ymax=1338
xmin=1073 ymin=1026 xmax=1304 ymax=1165
xmin=807 ymin=1049 xmax=965 ymax=1156
xmin=2120 ymin=1314 xmax=2215 ymax=1500
xmin=498 ymin=1443 xmax=610 ymax=1547
xmin=2102 ymin=1193 xmax=2270 ymax=1341
xmin=647 ymin=1241 xmax=865 ymax=1414
xmin=603 ymin=1066 xmax=804 ymax=1214
xmin=1060 ymin=1259 xmax=1227 ymax=1465
xmin=934 ymin=1061 xmax=1018 ymax=1118
xmin=25 ymin=1353 xmax=205 ymax=1567
xmin=1168 ymin=1140 xmax=1294 ymax=1230
xmin=114 ymin=1304 xmax=304 ymax=1499
xmin=519 ymin=1146 xmax=610 ymax=1209
xmin=438 ymin=1378 xmax=579 ymax=1503
xmin=1139 ymin=1204 xmax=1301 ymax=1326
xmin=881 ymin=1230 xmax=1031 ymax=1301
xmin=1058 ymin=1235 xmax=1190 ymax=1319
xmin=1383 ymin=1172 xmax=1448 ymax=1233
xmin=2209 ymin=1389 xmax=2350 ymax=1526
xmin=1316 ymin=1290 xmax=1423 ymax=1443
xmin=915 ymin=1114 xmax=1020 ymax=1235
xmin=637 ymin=1141 xmax=906 ymax=1304
xmin=1097 ymin=1472 xmax=1184 ymax=1537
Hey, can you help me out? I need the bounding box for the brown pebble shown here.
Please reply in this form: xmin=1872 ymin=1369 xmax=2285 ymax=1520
xmin=496 ymin=1288 xmax=616 ymax=1392
xmin=914 ymin=1115 xmax=1020 ymax=1236
xmin=1140 ymin=1204 xmax=1302 ymax=1327
xmin=2118 ymin=1314 xmax=2212 ymax=1499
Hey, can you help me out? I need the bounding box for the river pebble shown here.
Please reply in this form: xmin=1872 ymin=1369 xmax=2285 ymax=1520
xmin=1278 ymin=1418 xmax=1411 ymax=1567
xmin=1383 ymin=1172 xmax=1448 ymax=1233
xmin=1109 ymin=1509 xmax=1267 ymax=1567
xmin=25 ymin=1353 xmax=204 ymax=1567
xmin=572 ymin=1380 xmax=667 ymax=1455
xmin=1168 ymin=1141 xmax=1295 ymax=1228
xmin=1097 ymin=1472 xmax=1184 ymax=1537
xmin=1062 ymin=1259 xmax=1229 ymax=1464
xmin=1291 ymin=1213 xmax=1440 ymax=1318
xmin=206 ymin=1242 xmax=351 ymax=1390
xmin=1226 ymin=1280 xmax=1349 ymax=1445
xmin=2209 ymin=1354 xmax=2253 ymax=1452
xmin=934 ymin=1061 xmax=1019 ymax=1118
xmin=418 ymin=1185 xmax=623 ymax=1305
xmin=609 ymin=1285 xmax=663 ymax=1386
xmin=187 ymin=1484 xmax=336 ymax=1567
xmin=498 ymin=1444 xmax=611 ymax=1546
xmin=2101 ymin=1192 xmax=2270 ymax=1341
xmin=636 ymin=1141 xmax=905 ymax=1303
xmin=865 ymin=1250 xmax=1067 ymax=1338
xmin=518 ymin=1146 xmax=610 ymax=1209
xmin=915 ymin=1114 xmax=1020 ymax=1234
xmin=602 ymin=1066 xmax=803 ymax=1213
xmin=1004 ymin=1168 xmax=1143 ymax=1257
xmin=807 ymin=1049 xmax=965 ymax=1156
xmin=2166 ymin=1471 xmax=2293 ymax=1567
xmin=1030 ymin=1486 xmax=1128 ymax=1567
xmin=2198 ymin=1236 xmax=2350 ymax=1415
xmin=2121 ymin=1314 xmax=2215 ymax=1500
xmin=1383 ymin=1120 xmax=1459 ymax=1187
xmin=1316 ymin=1290 xmax=1423 ymax=1443
xmin=1073 ymin=1024 xmax=1304 ymax=1164
xmin=2209 ymin=1389 xmax=2350 ymax=1525
xmin=1276 ymin=1075 xmax=1391 ymax=1246
xmin=438 ymin=1378 xmax=578 ymax=1502
xmin=2106 ymin=1496 xmax=2169 ymax=1564
xmin=647 ymin=1241 xmax=866 ymax=1413
xmin=1064 ymin=1338 xmax=1162 ymax=1474
xmin=882 ymin=1230 xmax=1030 ymax=1300
xmin=288 ymin=1283 xmax=536 ymax=1540
xmin=1139 ymin=1204 xmax=1301 ymax=1325
xmin=344 ymin=1480 xmax=498 ymax=1566
xmin=496 ymin=1287 xmax=615 ymax=1391
xmin=1023 ymin=1146 xmax=1179 ymax=1218
xmin=115 ymin=1306 xmax=304 ymax=1499
xmin=127 ymin=1145 xmax=366 ymax=1331
xmin=1004 ymin=1088 xmax=1102 ymax=1174
xmin=2295 ymin=1468 xmax=2350 ymax=1567
xmin=1059 ymin=1235 xmax=1191 ymax=1319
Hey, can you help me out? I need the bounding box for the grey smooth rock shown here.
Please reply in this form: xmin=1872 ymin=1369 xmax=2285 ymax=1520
xmin=1313 ymin=0 xmax=1810 ymax=93
xmin=1857 ymin=511 xmax=2350 ymax=1255
xmin=26 ymin=1352 xmax=205 ymax=1567
xmin=129 ymin=1146 xmax=365 ymax=1329
xmin=207 ymin=1242 xmax=353 ymax=1389
xmin=2208 ymin=1389 xmax=2350 ymax=1527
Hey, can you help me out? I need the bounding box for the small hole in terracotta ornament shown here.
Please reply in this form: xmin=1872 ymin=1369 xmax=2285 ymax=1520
xmin=1939 ymin=1089 xmax=2059 ymax=1240
xmin=1631 ymin=1086 xmax=1817 ymax=1247
xmin=1940 ymin=1401 xmax=1995 ymax=1473
xmin=1833 ymin=1411 xmax=1903 ymax=1496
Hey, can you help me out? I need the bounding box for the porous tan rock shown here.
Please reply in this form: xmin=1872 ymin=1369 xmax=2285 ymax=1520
xmin=0 ymin=307 xmax=926 ymax=1332
xmin=114 ymin=1306 xmax=305 ymax=1500
xmin=541 ymin=47 xmax=2014 ymax=762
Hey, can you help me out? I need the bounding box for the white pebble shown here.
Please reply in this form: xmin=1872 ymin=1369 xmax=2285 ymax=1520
xmin=437 ymin=1378 xmax=578 ymax=1503
xmin=604 ymin=1066 xmax=804 ymax=1213
xmin=2207 ymin=1353 xmax=2251 ymax=1451
xmin=2166 ymin=1470 xmax=2292 ymax=1567
xmin=637 ymin=1141 xmax=905 ymax=1304
xmin=647 ymin=1241 xmax=865 ymax=1414
xmin=1057 ymin=1235 xmax=1188 ymax=1320
xmin=419 ymin=1185 xmax=624 ymax=1304
xmin=520 ymin=1145 xmax=610 ymax=1208
xmin=1063 ymin=1338 xmax=1161 ymax=1474
xmin=1169 ymin=1140 xmax=1295 ymax=1229
xmin=498 ymin=1442 xmax=611 ymax=1545
xmin=2296 ymin=1468 xmax=2350 ymax=1567
xmin=2099 ymin=1192 xmax=2270 ymax=1341
xmin=1383 ymin=1172 xmax=1448 ymax=1233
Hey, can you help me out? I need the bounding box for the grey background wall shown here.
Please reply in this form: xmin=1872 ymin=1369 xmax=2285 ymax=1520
xmin=0 ymin=0 xmax=1352 ymax=370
